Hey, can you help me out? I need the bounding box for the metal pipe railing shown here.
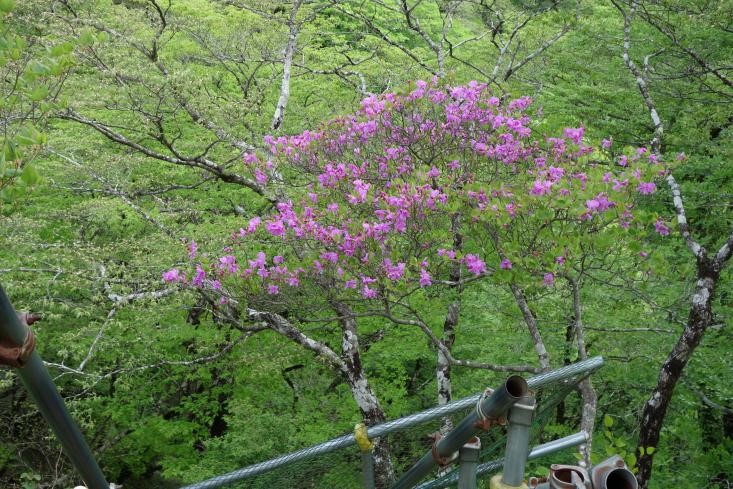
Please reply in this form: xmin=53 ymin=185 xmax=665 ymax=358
xmin=501 ymin=396 xmax=536 ymax=486
xmin=391 ymin=375 xmax=528 ymax=489
xmin=457 ymin=438 xmax=481 ymax=489
xmin=182 ymin=357 xmax=603 ymax=489
xmin=417 ymin=431 xmax=589 ymax=489
xmin=0 ymin=286 xmax=109 ymax=489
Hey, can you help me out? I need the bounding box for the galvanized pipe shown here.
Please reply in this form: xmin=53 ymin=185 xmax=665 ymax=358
xmin=417 ymin=432 xmax=589 ymax=489
xmin=182 ymin=359 xmax=602 ymax=489
xmin=391 ymin=375 xmax=528 ymax=489
xmin=0 ymin=286 xmax=109 ymax=489
xmin=457 ymin=438 xmax=481 ymax=489
xmin=361 ymin=451 xmax=376 ymax=489
xmin=501 ymin=396 xmax=536 ymax=486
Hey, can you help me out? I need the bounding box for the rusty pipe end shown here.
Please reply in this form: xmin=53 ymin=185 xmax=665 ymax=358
xmin=602 ymin=468 xmax=638 ymax=489
xmin=506 ymin=375 xmax=528 ymax=399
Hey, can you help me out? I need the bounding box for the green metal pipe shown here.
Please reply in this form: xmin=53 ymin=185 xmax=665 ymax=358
xmin=361 ymin=451 xmax=376 ymax=489
xmin=391 ymin=375 xmax=528 ymax=489
xmin=0 ymin=285 xmax=109 ymax=489
xmin=501 ymin=395 xmax=536 ymax=486
xmin=457 ymin=438 xmax=481 ymax=489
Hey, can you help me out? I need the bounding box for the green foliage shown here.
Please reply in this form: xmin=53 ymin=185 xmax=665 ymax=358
xmin=0 ymin=1 xmax=730 ymax=488
xmin=0 ymin=4 xmax=76 ymax=209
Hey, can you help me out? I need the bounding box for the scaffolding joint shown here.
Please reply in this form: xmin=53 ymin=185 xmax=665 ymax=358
xmin=0 ymin=314 xmax=37 ymax=368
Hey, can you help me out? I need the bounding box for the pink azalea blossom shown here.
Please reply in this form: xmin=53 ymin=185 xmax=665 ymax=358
xmin=464 ymin=254 xmax=486 ymax=276
xmin=637 ymin=182 xmax=657 ymax=195
xmin=419 ymin=269 xmax=432 ymax=287
xmin=427 ymin=166 xmax=441 ymax=178
xmin=530 ymin=179 xmax=552 ymax=196
xmin=247 ymin=216 xmax=261 ymax=233
xmin=563 ymin=127 xmax=585 ymax=145
xmin=254 ymin=168 xmax=268 ymax=185
xmin=219 ymin=255 xmax=237 ymax=273
xmin=266 ymin=220 xmax=285 ymax=236
xmin=383 ymin=259 xmax=406 ymax=280
xmin=438 ymin=248 xmax=456 ymax=260
xmin=249 ymin=251 xmax=266 ymax=268
xmin=544 ymin=273 xmax=554 ymax=286
xmin=361 ymin=286 xmax=377 ymax=298
xmin=321 ymin=251 xmax=339 ymax=263
xmin=192 ymin=265 xmax=205 ymax=286
xmin=654 ymin=218 xmax=670 ymax=236
xmin=163 ymin=269 xmax=181 ymax=283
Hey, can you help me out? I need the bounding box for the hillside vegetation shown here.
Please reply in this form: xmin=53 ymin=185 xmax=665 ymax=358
xmin=0 ymin=1 xmax=731 ymax=488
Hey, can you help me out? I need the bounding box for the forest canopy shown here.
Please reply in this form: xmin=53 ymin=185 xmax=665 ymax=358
xmin=0 ymin=1 xmax=731 ymax=488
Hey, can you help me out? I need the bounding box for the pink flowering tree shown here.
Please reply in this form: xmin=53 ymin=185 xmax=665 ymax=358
xmin=164 ymin=79 xmax=667 ymax=483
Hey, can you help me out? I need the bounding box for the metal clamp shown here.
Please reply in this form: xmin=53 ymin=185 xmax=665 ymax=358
xmin=429 ymin=432 xmax=457 ymax=467
xmin=474 ymin=387 xmax=507 ymax=431
xmin=0 ymin=313 xmax=39 ymax=368
xmin=354 ymin=423 xmax=374 ymax=452
xmin=0 ymin=328 xmax=36 ymax=368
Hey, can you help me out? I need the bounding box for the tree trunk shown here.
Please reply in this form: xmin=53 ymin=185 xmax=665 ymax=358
xmin=510 ymin=284 xmax=551 ymax=371
xmin=555 ymin=321 xmax=575 ymax=426
xmin=635 ymin=255 xmax=720 ymax=489
xmin=271 ymin=0 xmax=303 ymax=130
xmin=437 ymin=302 xmax=458 ymax=434
xmin=248 ymin=306 xmax=394 ymax=485
xmin=567 ymin=276 xmax=596 ymax=468
xmin=335 ymin=302 xmax=395 ymax=487
xmin=438 ymin=213 xmax=463 ymax=433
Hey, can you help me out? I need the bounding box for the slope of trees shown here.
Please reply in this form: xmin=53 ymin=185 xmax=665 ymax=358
xmin=0 ymin=1 xmax=730 ymax=488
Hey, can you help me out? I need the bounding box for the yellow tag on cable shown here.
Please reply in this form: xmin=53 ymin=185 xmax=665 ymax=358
xmin=354 ymin=423 xmax=374 ymax=452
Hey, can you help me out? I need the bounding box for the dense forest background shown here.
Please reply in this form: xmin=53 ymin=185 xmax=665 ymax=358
xmin=0 ymin=0 xmax=731 ymax=488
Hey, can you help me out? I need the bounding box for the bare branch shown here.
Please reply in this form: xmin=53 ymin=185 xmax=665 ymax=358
xmin=57 ymin=111 xmax=272 ymax=199
xmin=502 ymin=24 xmax=568 ymax=82
xmin=584 ymin=326 xmax=674 ymax=334
xmin=685 ymin=381 xmax=733 ymax=415
xmin=636 ymin=5 xmax=733 ymax=92
xmin=335 ymin=4 xmax=438 ymax=76
xmin=246 ymin=307 xmax=347 ymax=372
xmin=666 ymin=174 xmax=703 ymax=257
xmin=78 ymin=308 xmax=116 ymax=372
xmin=613 ymin=0 xmax=664 ymax=153
xmin=375 ymin=309 xmax=540 ymax=373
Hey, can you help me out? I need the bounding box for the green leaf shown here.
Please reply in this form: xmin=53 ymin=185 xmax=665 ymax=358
xmin=29 ymin=61 xmax=49 ymax=76
xmin=79 ymin=29 xmax=96 ymax=47
xmin=603 ymin=414 xmax=614 ymax=428
xmin=20 ymin=164 xmax=40 ymax=185
xmin=0 ymin=0 xmax=15 ymax=13
xmin=4 ymin=142 xmax=17 ymax=162
xmin=16 ymin=126 xmax=40 ymax=146
xmin=627 ymin=454 xmax=637 ymax=467
xmin=29 ymin=85 xmax=49 ymax=102
xmin=645 ymin=446 xmax=655 ymax=456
